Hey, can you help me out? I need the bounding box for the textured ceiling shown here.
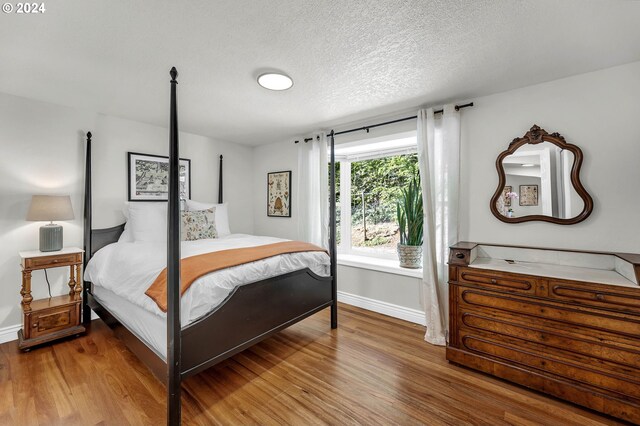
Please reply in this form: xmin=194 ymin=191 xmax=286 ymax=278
xmin=2 ymin=0 xmax=640 ymax=145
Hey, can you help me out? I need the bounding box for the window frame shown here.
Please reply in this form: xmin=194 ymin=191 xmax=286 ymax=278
xmin=335 ymin=132 xmax=418 ymax=260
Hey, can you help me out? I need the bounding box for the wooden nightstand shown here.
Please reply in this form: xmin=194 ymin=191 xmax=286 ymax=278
xmin=18 ymin=247 xmax=86 ymax=350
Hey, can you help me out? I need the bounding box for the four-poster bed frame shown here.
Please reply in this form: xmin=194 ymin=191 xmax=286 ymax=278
xmin=82 ymin=67 xmax=338 ymax=425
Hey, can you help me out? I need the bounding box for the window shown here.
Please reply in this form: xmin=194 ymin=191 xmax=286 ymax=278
xmin=332 ymin=132 xmax=419 ymax=260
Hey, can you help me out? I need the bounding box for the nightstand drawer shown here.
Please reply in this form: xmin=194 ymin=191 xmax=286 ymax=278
xmin=26 ymin=303 xmax=78 ymax=339
xmin=24 ymin=253 xmax=81 ymax=269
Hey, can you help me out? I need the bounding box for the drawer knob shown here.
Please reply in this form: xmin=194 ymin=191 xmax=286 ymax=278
xmin=52 ymin=260 xmax=58 ymax=263
xmin=596 ymin=294 xmax=605 ymax=300
xmin=455 ymin=252 xmax=465 ymax=259
xmin=32 ymin=323 xmax=38 ymax=328
xmin=491 ymin=279 xmax=497 ymax=284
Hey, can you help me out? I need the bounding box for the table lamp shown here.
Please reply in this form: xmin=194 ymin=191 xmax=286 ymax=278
xmin=26 ymin=195 xmax=74 ymax=252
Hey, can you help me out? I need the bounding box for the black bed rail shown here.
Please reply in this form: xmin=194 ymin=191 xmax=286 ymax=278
xmin=218 ymin=155 xmax=223 ymax=204
xmin=82 ymin=131 xmax=92 ymax=325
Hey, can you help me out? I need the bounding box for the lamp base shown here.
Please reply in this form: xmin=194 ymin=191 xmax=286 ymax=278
xmin=40 ymin=224 xmax=63 ymax=252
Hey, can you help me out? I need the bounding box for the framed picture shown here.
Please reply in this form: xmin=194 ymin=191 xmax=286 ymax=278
xmin=519 ymin=185 xmax=539 ymax=206
xmin=502 ymin=185 xmax=513 ymax=207
xmin=267 ymin=171 xmax=291 ymax=217
xmin=128 ymin=152 xmax=191 ymax=201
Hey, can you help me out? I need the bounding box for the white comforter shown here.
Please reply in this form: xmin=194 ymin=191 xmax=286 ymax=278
xmin=84 ymin=234 xmax=330 ymax=325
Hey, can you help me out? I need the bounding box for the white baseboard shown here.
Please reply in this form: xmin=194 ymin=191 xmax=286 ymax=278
xmin=0 ymin=324 xmax=22 ymax=344
xmin=2 ymin=297 xmax=423 ymax=344
xmin=337 ymin=291 xmax=426 ymax=326
xmin=0 ymin=311 xmax=99 ymax=345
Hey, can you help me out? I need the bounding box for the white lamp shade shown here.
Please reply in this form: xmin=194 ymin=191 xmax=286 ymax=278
xmin=26 ymin=195 xmax=74 ymax=221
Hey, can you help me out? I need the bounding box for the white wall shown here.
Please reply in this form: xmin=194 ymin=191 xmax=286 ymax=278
xmin=252 ymin=140 xmax=300 ymax=239
xmin=91 ymin=114 xmax=254 ymax=231
xmin=460 ymin=61 xmax=640 ymax=253
xmin=0 ymin=92 xmax=253 ymax=333
xmin=339 ymin=266 xmax=422 ymax=311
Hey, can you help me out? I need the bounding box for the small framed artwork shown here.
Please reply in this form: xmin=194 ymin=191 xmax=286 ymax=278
xmin=267 ymin=171 xmax=291 ymax=217
xmin=502 ymin=185 xmax=513 ymax=207
xmin=519 ymin=185 xmax=539 ymax=206
xmin=128 ymin=152 xmax=191 ymax=201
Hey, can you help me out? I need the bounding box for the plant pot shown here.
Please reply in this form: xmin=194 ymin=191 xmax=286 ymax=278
xmin=397 ymin=244 xmax=423 ymax=269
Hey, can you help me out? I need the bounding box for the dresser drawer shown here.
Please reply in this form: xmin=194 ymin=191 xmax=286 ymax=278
xmin=457 ymin=288 xmax=640 ymax=342
xmin=549 ymin=281 xmax=640 ymax=316
xmin=24 ymin=253 xmax=81 ymax=269
xmin=458 ymin=310 xmax=640 ymax=372
xmin=456 ymin=267 xmax=538 ymax=296
xmin=458 ymin=330 xmax=640 ymax=401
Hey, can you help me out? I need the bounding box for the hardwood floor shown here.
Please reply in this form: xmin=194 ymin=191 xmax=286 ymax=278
xmin=0 ymin=304 xmax=626 ymax=425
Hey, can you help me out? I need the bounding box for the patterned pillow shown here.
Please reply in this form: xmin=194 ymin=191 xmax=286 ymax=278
xmin=181 ymin=207 xmax=218 ymax=241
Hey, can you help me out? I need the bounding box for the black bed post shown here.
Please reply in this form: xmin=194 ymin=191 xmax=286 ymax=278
xmin=82 ymin=131 xmax=92 ymax=325
xmin=329 ymin=130 xmax=338 ymax=329
xmin=218 ymin=155 xmax=223 ymax=203
xmin=167 ymin=67 xmax=182 ymax=426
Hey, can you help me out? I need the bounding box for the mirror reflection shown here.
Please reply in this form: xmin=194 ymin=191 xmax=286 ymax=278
xmin=495 ymin=142 xmax=584 ymax=219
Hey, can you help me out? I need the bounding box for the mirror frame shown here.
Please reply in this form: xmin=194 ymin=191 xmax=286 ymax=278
xmin=490 ymin=125 xmax=593 ymax=225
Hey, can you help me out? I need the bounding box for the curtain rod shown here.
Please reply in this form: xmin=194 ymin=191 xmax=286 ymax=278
xmin=294 ymin=102 xmax=473 ymax=143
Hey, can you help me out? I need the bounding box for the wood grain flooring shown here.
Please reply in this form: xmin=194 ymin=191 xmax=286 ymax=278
xmin=0 ymin=303 xmax=627 ymax=425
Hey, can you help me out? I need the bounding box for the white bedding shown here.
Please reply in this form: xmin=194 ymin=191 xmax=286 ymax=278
xmin=92 ymin=285 xmax=168 ymax=358
xmin=84 ymin=234 xmax=330 ymax=326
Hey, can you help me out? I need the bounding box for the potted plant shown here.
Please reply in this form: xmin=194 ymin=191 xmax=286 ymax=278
xmin=505 ymin=192 xmax=518 ymax=218
xmin=396 ymin=175 xmax=423 ymax=269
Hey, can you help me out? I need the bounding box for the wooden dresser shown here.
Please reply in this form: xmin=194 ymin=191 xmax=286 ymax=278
xmin=447 ymin=242 xmax=640 ymax=424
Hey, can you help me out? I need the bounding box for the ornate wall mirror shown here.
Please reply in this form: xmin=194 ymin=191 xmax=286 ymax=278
xmin=490 ymin=125 xmax=593 ymax=224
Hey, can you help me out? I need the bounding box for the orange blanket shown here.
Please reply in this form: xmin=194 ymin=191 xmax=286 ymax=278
xmin=145 ymin=241 xmax=327 ymax=312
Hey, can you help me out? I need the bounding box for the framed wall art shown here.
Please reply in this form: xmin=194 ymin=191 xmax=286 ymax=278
xmin=502 ymin=185 xmax=513 ymax=207
xmin=128 ymin=152 xmax=191 ymax=201
xmin=267 ymin=171 xmax=291 ymax=217
xmin=519 ymin=184 xmax=539 ymax=207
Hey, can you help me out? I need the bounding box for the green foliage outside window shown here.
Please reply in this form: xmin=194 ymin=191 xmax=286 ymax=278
xmin=351 ymin=154 xmax=418 ymax=225
xmin=330 ymin=153 xmax=420 ymax=251
xmin=352 ymin=154 xmax=419 ymax=249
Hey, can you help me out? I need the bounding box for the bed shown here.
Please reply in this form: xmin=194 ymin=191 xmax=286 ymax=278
xmin=81 ymin=68 xmax=338 ymax=425
xmin=85 ymin=233 xmax=331 ymax=358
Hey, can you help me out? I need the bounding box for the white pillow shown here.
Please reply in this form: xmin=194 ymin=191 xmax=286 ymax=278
xmin=128 ymin=202 xmax=168 ymax=242
xmin=186 ymin=200 xmax=231 ymax=236
xmin=118 ymin=202 xmax=133 ymax=242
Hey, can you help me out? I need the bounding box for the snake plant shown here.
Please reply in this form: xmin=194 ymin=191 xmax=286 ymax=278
xmin=397 ymin=175 xmax=424 ymax=246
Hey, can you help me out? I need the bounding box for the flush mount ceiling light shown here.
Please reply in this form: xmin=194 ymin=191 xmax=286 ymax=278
xmin=257 ymin=73 xmax=293 ymax=91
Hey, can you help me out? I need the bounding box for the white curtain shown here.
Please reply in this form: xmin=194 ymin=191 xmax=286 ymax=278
xmin=417 ymin=105 xmax=461 ymax=345
xmin=297 ymin=132 xmax=329 ymax=248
